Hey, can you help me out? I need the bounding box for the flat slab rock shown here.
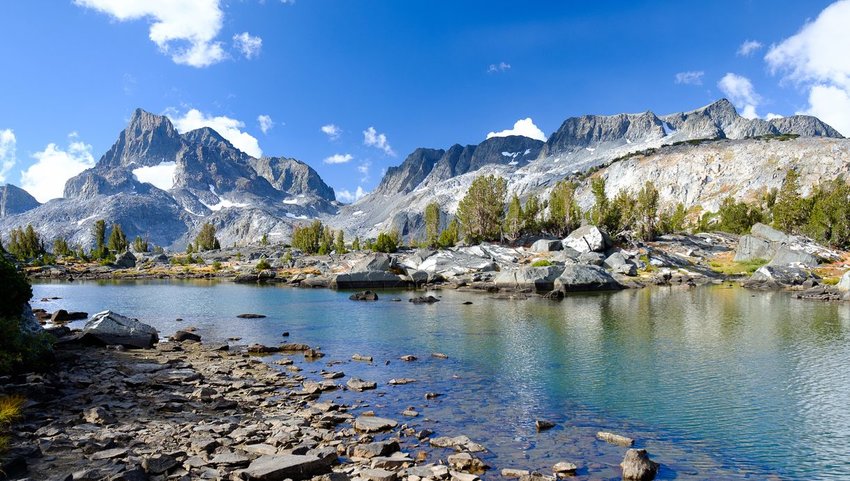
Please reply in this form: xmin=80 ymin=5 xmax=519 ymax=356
xmin=241 ymin=454 xmax=331 ymax=481
xmin=354 ymin=416 xmax=398 ymax=433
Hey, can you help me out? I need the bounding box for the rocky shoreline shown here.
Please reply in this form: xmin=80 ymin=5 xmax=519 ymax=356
xmin=1 ymin=331 xmax=659 ymax=481
xmin=23 ymin=223 xmax=850 ymax=303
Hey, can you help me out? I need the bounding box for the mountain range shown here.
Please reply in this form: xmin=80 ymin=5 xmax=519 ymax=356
xmin=0 ymin=99 xmax=845 ymax=249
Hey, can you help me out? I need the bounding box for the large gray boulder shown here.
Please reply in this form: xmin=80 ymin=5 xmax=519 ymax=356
xmin=81 ymin=310 xmax=159 ymax=348
xmin=418 ymin=250 xmax=498 ymax=278
xmin=734 ymin=235 xmax=774 ymax=263
xmin=768 ymin=246 xmax=819 ymax=267
xmin=620 ymin=449 xmax=659 ymax=481
xmin=530 ymin=239 xmax=562 ymax=253
xmin=554 ymin=265 xmax=622 ymax=292
xmin=563 ymin=225 xmax=608 ymax=253
xmin=493 ymin=265 xmax=565 ymax=291
xmin=19 ymin=303 xmax=43 ymax=335
xmin=352 ymin=253 xmax=393 ymax=272
xmin=114 ymin=250 xmax=137 ymax=268
xmin=747 ymin=265 xmax=816 ymax=287
xmin=751 ymin=223 xmax=789 ymax=243
xmin=331 ymin=271 xmax=410 ymax=289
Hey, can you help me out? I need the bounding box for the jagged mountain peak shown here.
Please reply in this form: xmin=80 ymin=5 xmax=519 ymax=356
xmin=182 ymin=126 xmax=231 ymax=150
xmin=249 ymin=156 xmax=337 ymax=201
xmin=0 ymin=184 xmax=41 ymax=217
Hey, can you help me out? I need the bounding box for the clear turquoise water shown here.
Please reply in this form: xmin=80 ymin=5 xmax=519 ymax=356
xmin=31 ymin=281 xmax=850 ymax=480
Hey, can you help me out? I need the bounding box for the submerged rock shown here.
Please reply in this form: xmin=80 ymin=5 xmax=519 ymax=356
xmin=409 ymin=295 xmax=440 ymax=304
xmin=596 ymin=431 xmax=634 ymax=446
xmin=350 ymin=290 xmax=379 ymax=301
xmin=81 ymin=310 xmax=159 ymax=348
xmin=620 ymin=449 xmax=659 ymax=481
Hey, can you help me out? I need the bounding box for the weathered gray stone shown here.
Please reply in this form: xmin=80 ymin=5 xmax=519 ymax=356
xmin=331 ymin=271 xmax=410 ymax=289
xmin=351 ymin=441 xmax=399 ymax=459
xmin=493 ymin=265 xmax=564 ymax=291
xmin=577 ymin=251 xmax=605 ymax=266
xmin=748 ymin=265 xmax=815 ymax=287
xmin=838 ymin=271 xmax=850 ymax=292
xmin=530 ymin=239 xmax=562 ymax=252
xmin=554 ymin=265 xmax=621 ymax=292
xmin=241 ymin=454 xmax=331 ymax=481
xmin=81 ymin=310 xmax=159 ymax=348
xmin=359 ymin=468 xmax=396 ymax=481
xmin=354 ymin=416 xmax=398 ymax=433
xmin=751 ymin=222 xmax=789 ymax=243
xmin=114 ymin=250 xmax=137 ymax=268
xmin=768 ymin=246 xmax=819 ymax=267
xmin=733 ymin=235 xmax=774 ymax=263
xmin=346 ymin=378 xmax=377 ymax=391
xmin=620 ymin=449 xmax=659 ymax=481
xmin=563 ymin=225 xmax=608 ymax=253
xmin=596 ymin=431 xmax=634 ymax=447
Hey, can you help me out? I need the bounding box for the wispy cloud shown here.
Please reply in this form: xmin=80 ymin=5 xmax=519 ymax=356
xmin=321 ymin=124 xmax=341 ymax=140
xmin=674 ymin=71 xmax=704 ymax=85
xmin=0 ymin=129 xmax=16 ymax=184
xmin=363 ymin=127 xmax=394 ymax=156
xmin=737 ymin=39 xmax=763 ymax=57
xmin=324 ymin=153 xmax=354 ymax=164
xmin=233 ymin=32 xmax=262 ymax=59
xmin=488 ymin=62 xmax=511 ymax=73
xmin=336 ymin=186 xmax=367 ymax=203
xmin=257 ymin=114 xmax=274 ymax=134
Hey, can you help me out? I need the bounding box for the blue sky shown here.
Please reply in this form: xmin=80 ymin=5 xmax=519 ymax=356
xmin=1 ymin=0 xmax=848 ymax=203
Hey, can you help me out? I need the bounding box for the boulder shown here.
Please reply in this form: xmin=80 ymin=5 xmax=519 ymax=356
xmin=530 ymin=239 xmax=562 ymax=252
xmin=554 ymin=265 xmax=622 ymax=292
xmin=768 ymin=246 xmax=819 ymax=267
xmin=733 ymin=235 xmax=774 ymax=263
xmin=114 ymin=250 xmax=137 ymax=268
xmin=241 ymin=454 xmax=331 ymax=481
xmin=838 ymin=271 xmax=850 ymax=292
xmin=352 ymin=253 xmax=394 ymax=272
xmin=20 ymin=304 xmax=44 ymax=334
xmin=493 ymin=265 xmax=564 ymax=291
xmin=552 ymin=462 xmax=578 ymax=477
xmin=596 ymin=431 xmax=634 ymax=446
xmin=354 ymin=416 xmax=398 ymax=433
xmin=604 ymin=252 xmax=637 ymax=276
xmin=349 ymin=291 xmax=378 ymax=301
xmin=350 ymin=441 xmax=399 ymax=460
xmin=751 ymin=222 xmax=789 ymax=243
xmin=50 ymin=309 xmax=70 ymax=323
xmin=418 ymin=250 xmax=498 ymax=278
xmin=563 ymin=225 xmax=608 ymax=253
xmin=81 ymin=310 xmax=159 ymax=348
xmin=346 ymin=378 xmax=377 ymax=391
xmin=577 ymin=251 xmax=605 ymax=266
xmin=409 ymin=295 xmax=440 ymax=304
xmin=172 ymin=330 xmax=201 ymax=342
xmin=620 ymin=449 xmax=659 ymax=481
xmin=331 ymin=271 xmax=410 ymax=289
xmin=747 ymin=265 xmax=816 ymax=288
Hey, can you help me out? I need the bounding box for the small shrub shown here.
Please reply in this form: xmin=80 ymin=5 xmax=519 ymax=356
xmin=211 ymin=261 xmax=222 ymax=271
xmin=0 ymin=395 xmax=25 ymax=454
xmin=255 ymin=258 xmax=272 ymax=271
xmin=531 ymin=259 xmax=553 ymax=267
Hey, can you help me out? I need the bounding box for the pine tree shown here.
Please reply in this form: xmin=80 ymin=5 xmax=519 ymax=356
xmin=438 ymin=219 xmax=459 ymax=248
xmin=132 ymin=235 xmax=149 ymax=253
xmin=53 ymin=237 xmax=72 ymax=257
xmin=503 ymin=193 xmax=524 ymax=242
xmin=772 ymin=169 xmax=810 ymax=234
xmin=108 ymin=223 xmax=128 ymax=253
xmin=456 ymin=174 xmax=507 ymax=243
xmin=548 ymin=180 xmax=581 ymax=236
xmin=195 ymin=222 xmax=220 ymax=251
xmin=334 ymin=230 xmax=346 ymax=254
xmin=424 ymin=202 xmax=441 ymax=247
xmin=635 ymin=181 xmax=660 ymax=241
xmin=291 ymin=220 xmax=323 ymax=254
xmin=352 ymin=236 xmax=361 ymax=251
xmin=92 ymin=219 xmax=106 ymax=259
xmin=522 ymin=195 xmax=543 ymax=234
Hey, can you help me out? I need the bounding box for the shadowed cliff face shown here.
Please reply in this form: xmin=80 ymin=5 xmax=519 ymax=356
xmin=0 ymin=184 xmax=40 ymax=218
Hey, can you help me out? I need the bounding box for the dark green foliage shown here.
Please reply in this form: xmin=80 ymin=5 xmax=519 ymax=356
xmin=714 ymin=196 xmax=765 ymax=234
xmin=373 ymin=230 xmax=400 ymax=253
xmin=132 ymin=236 xmax=149 ymax=253
xmin=658 ymin=203 xmax=688 ymax=235
xmin=291 ymin=220 xmax=324 ymax=254
xmin=548 ymin=180 xmax=582 ymax=236
xmin=424 ymin=202 xmax=441 ymax=247
xmin=92 ymin=219 xmax=107 ymax=259
xmin=803 ymin=177 xmax=850 ymax=248
xmin=7 ymin=224 xmax=45 ymax=260
xmin=195 ymin=222 xmax=220 ymax=251
xmin=260 ymin=234 xmax=269 ymax=246
xmin=52 ymin=237 xmax=72 ymax=257
xmin=772 ymin=169 xmax=811 ymax=234
xmin=522 ymin=195 xmax=543 ymax=234
xmin=351 ymin=236 xmax=361 ymax=251
xmin=634 ymin=181 xmax=660 ymax=241
xmin=255 ymin=257 xmax=272 ymax=271
xmin=456 ymin=174 xmax=507 ymax=243
xmin=0 ymin=256 xmax=52 ymax=375
xmin=503 ymin=193 xmax=524 ymax=242
xmin=437 ymin=219 xmax=459 ymax=248
xmin=107 ymin=223 xmax=128 ymax=253
xmin=334 ymin=230 xmax=346 ymax=254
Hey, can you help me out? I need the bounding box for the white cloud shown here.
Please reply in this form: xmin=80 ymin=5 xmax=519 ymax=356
xmin=324 ymin=153 xmax=353 ymax=164
xmin=357 ymin=161 xmax=370 ymax=183
xmin=321 ymin=124 xmax=341 ymax=140
xmin=765 ymin=113 xmax=784 ymax=120
xmin=0 ymin=129 xmax=16 ymax=184
xmin=132 ymin=161 xmax=176 ymax=191
xmin=257 ymin=114 xmax=274 ymax=134
xmin=74 ymin=0 xmax=226 ymax=68
xmin=765 ymin=0 xmax=850 ymax=136
xmin=363 ymin=127 xmax=395 ymax=156
xmin=717 ymin=73 xmax=761 ymax=119
xmin=737 ymin=40 xmax=763 ymax=57
xmin=486 ymin=118 xmax=547 ymax=141
xmin=488 ymin=62 xmax=511 ymax=73
xmin=674 ymin=71 xmax=704 ymax=85
xmin=168 ymin=108 xmax=262 ymax=157
xmin=21 ymin=135 xmax=96 ymax=203
xmin=336 ymin=186 xmax=367 ymax=203
xmin=233 ymin=32 xmax=262 ymax=59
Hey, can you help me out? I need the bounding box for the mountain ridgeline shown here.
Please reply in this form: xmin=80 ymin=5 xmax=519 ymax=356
xmin=0 ymin=99 xmax=845 ymax=249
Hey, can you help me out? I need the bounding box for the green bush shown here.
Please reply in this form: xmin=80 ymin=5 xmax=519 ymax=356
xmin=373 ymin=231 xmax=400 ymax=253
xmin=0 ymin=256 xmax=53 ymax=375
xmin=255 ymin=258 xmax=272 ymax=271
xmin=531 ymin=259 xmax=553 ymax=267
